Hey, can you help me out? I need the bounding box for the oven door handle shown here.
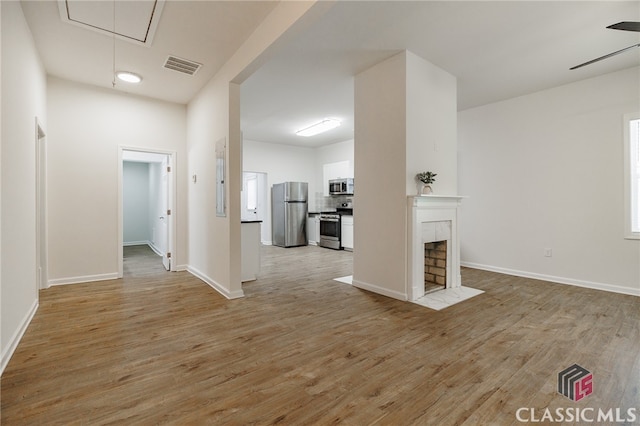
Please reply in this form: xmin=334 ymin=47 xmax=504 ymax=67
xmin=321 ymin=218 xmax=340 ymax=222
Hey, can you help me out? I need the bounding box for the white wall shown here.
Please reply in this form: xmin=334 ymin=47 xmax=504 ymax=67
xmin=353 ymin=51 xmax=457 ymax=300
xmin=123 ymin=161 xmax=150 ymax=244
xmin=406 ymin=51 xmax=457 ymax=195
xmin=1 ymin=0 xmax=47 ymax=373
xmin=353 ymin=52 xmax=408 ymax=300
xmin=458 ymin=66 xmax=640 ymax=295
xmin=0 ymin=0 xmax=3 ymax=373
xmin=187 ymin=78 xmax=239 ymax=297
xmin=243 ymin=139 xmax=316 ymax=195
xmin=46 ymin=77 xmax=188 ymax=284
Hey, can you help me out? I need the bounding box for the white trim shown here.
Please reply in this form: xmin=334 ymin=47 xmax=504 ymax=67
xmin=35 ymin=116 xmax=48 ymax=290
xmin=187 ymin=266 xmax=245 ymax=299
xmin=352 ymin=278 xmax=407 ymax=301
xmin=123 ymin=240 xmax=150 ymax=247
xmin=1 ymin=300 xmax=38 ymax=375
xmin=56 ymin=0 xmax=165 ymax=48
xmin=461 ymin=261 xmax=640 ymax=297
xmin=147 ymin=241 xmax=163 ymax=257
xmin=407 ymin=196 xmax=464 ymax=301
xmin=623 ymin=112 xmax=640 ymax=239
xmin=48 ymin=273 xmax=119 ymax=287
xmin=173 ymin=264 xmax=189 ymax=272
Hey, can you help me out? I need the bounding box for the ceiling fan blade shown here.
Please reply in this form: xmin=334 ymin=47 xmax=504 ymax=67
xmin=607 ymin=21 xmax=640 ymax=32
xmin=570 ymin=43 xmax=640 ymax=70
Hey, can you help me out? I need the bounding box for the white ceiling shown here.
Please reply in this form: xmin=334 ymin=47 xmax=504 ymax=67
xmin=20 ymin=1 xmax=640 ymax=148
xmin=21 ymin=0 xmax=278 ymax=104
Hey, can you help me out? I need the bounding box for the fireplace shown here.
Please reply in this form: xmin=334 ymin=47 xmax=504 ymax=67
xmin=407 ymin=196 xmax=464 ymax=302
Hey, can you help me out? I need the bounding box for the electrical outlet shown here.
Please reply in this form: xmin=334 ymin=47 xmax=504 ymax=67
xmin=544 ymin=248 xmax=552 ymax=257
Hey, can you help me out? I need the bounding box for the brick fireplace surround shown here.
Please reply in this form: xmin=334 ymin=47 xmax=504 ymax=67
xmin=424 ymin=240 xmax=447 ymax=292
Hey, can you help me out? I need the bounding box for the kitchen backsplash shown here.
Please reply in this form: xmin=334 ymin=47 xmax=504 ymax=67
xmin=314 ymin=192 xmax=353 ymax=212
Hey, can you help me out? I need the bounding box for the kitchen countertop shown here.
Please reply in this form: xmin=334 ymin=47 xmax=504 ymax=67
xmin=309 ymin=210 xmax=353 ymax=216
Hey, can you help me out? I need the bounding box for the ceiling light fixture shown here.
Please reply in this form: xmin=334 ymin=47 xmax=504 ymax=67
xmin=116 ymin=71 xmax=143 ymax=84
xmin=109 ymin=2 xmax=142 ymax=87
xmin=296 ymin=119 xmax=342 ymax=137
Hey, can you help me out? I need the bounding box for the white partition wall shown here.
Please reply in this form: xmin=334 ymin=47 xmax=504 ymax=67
xmin=353 ymin=51 xmax=458 ymax=301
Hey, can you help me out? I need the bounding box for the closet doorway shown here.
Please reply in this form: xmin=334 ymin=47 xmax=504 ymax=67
xmin=119 ymin=148 xmax=176 ymax=277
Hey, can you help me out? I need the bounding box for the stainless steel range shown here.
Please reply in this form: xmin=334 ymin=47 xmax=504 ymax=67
xmin=319 ymin=200 xmax=353 ymax=250
xmin=319 ymin=213 xmax=341 ymax=250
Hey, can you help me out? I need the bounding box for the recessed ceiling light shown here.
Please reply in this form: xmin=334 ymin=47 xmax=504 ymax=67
xmin=116 ymin=71 xmax=142 ymax=84
xmin=296 ymin=119 xmax=341 ymax=137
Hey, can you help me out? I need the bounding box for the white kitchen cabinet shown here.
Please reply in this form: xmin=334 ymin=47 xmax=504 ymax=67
xmin=322 ymin=161 xmax=352 ymax=196
xmin=341 ymin=215 xmax=353 ymax=251
xmin=241 ymin=221 xmax=261 ymax=282
xmin=307 ymin=214 xmax=320 ymax=245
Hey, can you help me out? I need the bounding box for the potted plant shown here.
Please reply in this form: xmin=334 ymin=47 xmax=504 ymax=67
xmin=416 ymin=171 xmax=437 ymax=195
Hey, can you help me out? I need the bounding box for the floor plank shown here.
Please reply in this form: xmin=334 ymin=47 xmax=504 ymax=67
xmin=1 ymin=245 xmax=638 ymax=424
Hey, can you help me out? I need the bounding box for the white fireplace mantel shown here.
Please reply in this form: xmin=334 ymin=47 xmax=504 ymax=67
xmin=407 ymin=195 xmax=466 ymax=302
xmin=409 ymin=194 xmax=466 ymax=206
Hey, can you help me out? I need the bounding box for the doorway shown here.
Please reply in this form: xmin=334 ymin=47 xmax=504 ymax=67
xmin=119 ymin=148 xmax=176 ymax=277
xmin=241 ymin=171 xmax=268 ymax=242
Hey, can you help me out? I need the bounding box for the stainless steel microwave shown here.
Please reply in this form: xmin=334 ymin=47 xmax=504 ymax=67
xmin=329 ymin=178 xmax=354 ymax=195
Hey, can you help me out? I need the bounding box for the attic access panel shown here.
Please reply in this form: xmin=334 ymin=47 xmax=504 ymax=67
xmin=57 ymin=0 xmax=165 ymax=46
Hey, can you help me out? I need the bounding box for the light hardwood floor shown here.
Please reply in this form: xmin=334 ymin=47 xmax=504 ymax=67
xmin=1 ymin=245 xmax=639 ymax=424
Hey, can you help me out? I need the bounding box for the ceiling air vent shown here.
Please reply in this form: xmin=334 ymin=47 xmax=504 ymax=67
xmin=163 ymin=55 xmax=202 ymax=76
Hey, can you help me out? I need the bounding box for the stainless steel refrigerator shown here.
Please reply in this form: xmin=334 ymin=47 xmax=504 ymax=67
xmin=272 ymin=182 xmax=308 ymax=247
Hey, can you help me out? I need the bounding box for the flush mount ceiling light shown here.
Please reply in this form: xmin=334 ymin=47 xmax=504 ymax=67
xmin=116 ymin=71 xmax=142 ymax=83
xmin=296 ymin=119 xmax=341 ymax=137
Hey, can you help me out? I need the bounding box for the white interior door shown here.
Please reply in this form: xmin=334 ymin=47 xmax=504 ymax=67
xmin=242 ymin=172 xmax=267 ymax=219
xmin=242 ymin=172 xmax=259 ymax=221
xmin=159 ymin=156 xmax=170 ymax=271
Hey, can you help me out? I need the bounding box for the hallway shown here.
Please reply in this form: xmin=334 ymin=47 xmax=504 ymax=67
xmin=123 ymin=245 xmax=167 ymax=277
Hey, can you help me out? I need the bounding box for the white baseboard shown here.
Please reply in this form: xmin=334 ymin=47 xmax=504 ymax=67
xmin=187 ymin=266 xmax=245 ymax=299
xmin=351 ymin=278 xmax=407 ymax=301
xmin=1 ymin=299 xmax=38 ymax=376
xmin=48 ymin=272 xmax=119 ymax=287
xmin=261 ymin=240 xmax=273 ymax=246
xmin=147 ymin=242 xmax=163 ymax=257
xmin=460 ymin=262 xmax=640 ymax=297
xmin=173 ymin=264 xmax=188 ymax=272
xmin=123 ymin=240 xmax=149 ymax=246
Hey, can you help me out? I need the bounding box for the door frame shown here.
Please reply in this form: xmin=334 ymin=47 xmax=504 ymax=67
xmin=118 ymin=146 xmax=177 ymax=277
xmin=35 ymin=117 xmax=48 ymax=290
